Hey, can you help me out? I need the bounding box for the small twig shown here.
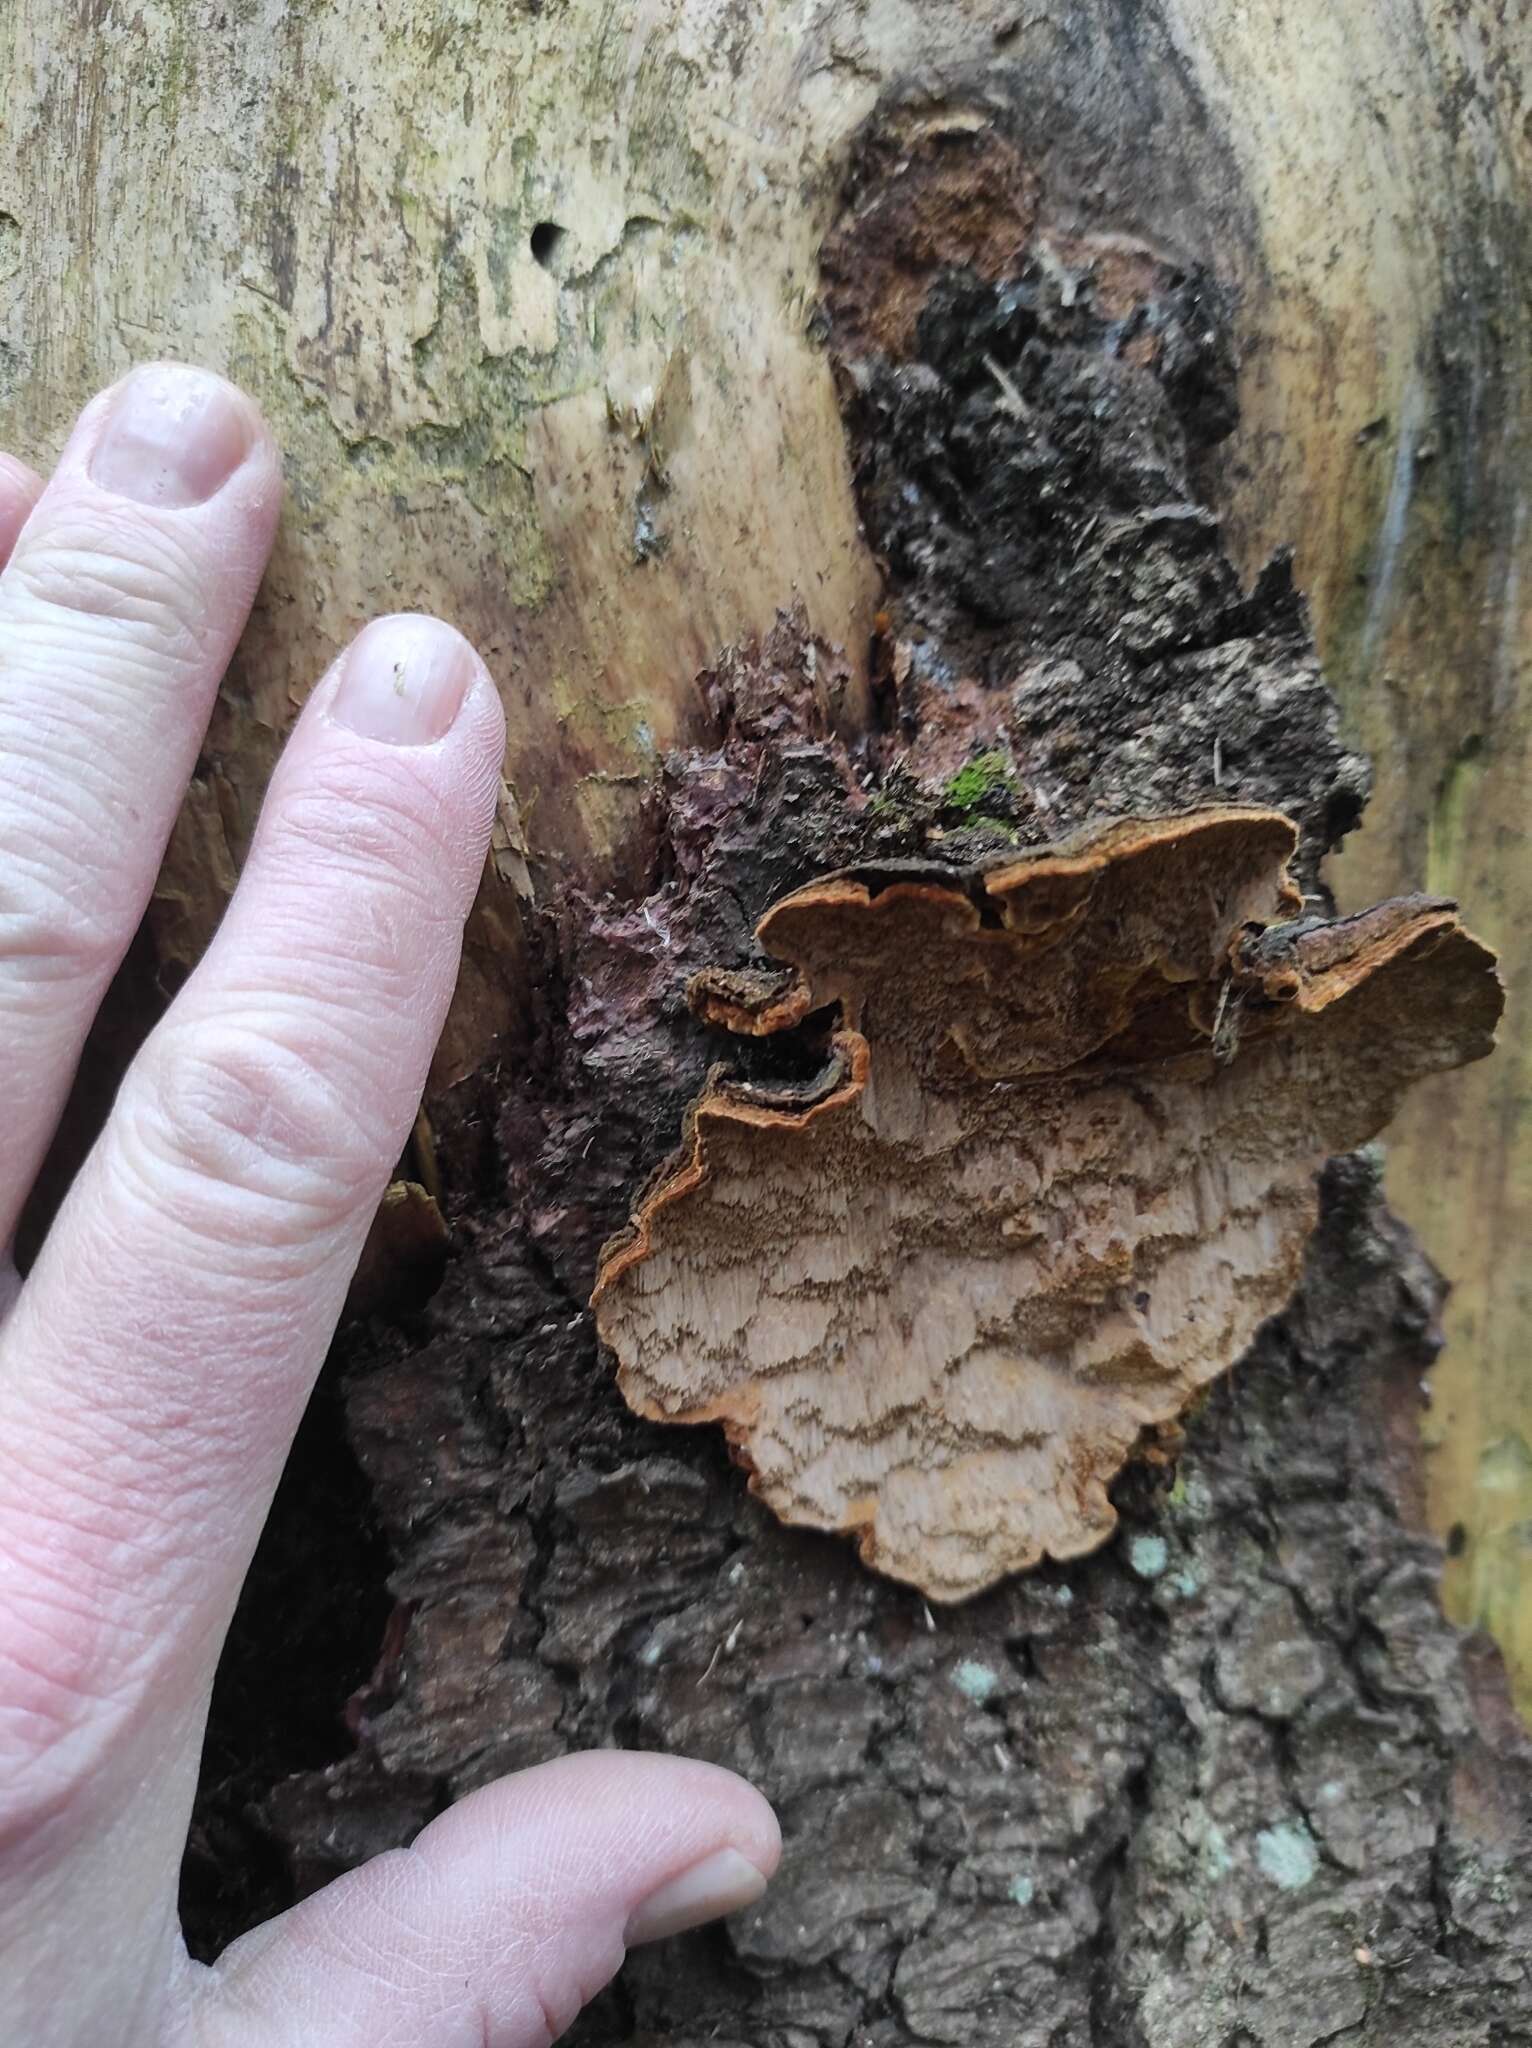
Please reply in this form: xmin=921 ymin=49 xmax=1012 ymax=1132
xmin=697 ymin=1617 xmax=742 ymax=1687
xmin=984 ymin=354 xmax=1031 ymax=421
xmin=1211 ymin=976 xmax=1243 ymax=1065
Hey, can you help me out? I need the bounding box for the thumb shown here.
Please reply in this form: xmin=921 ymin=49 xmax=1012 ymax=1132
xmin=187 ymin=1753 xmax=780 ymax=2048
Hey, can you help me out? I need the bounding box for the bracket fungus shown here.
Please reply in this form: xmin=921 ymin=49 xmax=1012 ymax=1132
xmin=591 ymin=808 xmax=1500 ymax=1601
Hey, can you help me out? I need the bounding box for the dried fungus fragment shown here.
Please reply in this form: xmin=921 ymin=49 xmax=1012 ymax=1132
xmin=592 ymin=808 xmax=1500 ymax=1601
xmin=346 ymin=1180 xmax=449 ymax=1322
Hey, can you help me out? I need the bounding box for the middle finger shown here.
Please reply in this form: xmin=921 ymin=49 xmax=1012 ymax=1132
xmin=0 ymin=364 xmax=281 ymax=1250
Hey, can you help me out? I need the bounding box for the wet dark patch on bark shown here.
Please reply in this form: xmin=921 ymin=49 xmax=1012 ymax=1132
xmin=179 ymin=1374 xmax=395 ymax=1956
xmin=183 ymin=105 xmax=1532 ymax=2044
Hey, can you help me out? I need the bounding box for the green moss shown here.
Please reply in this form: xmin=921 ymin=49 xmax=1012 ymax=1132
xmin=943 ymin=750 xmax=1017 ymax=818
xmin=1167 ymin=1467 xmax=1214 ymax=1522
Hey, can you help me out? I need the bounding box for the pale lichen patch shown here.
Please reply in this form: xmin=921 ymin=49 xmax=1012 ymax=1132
xmin=951 ymin=1659 xmax=1001 ymax=1704
xmin=1256 ymin=1821 xmax=1321 ymax=1891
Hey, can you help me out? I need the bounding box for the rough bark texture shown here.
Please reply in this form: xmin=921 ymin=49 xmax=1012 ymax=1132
xmin=4 ymin=0 xmax=1529 ymax=2024
xmin=206 ymin=1157 xmax=1532 ymax=2048
xmin=6 ymin=0 xmax=1529 ymax=1695
xmin=174 ymin=119 xmax=1532 ymax=2042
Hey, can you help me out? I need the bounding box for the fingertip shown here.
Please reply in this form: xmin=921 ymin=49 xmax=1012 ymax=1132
xmin=322 ymin=612 xmax=499 ymax=753
xmin=0 ymin=449 xmax=44 ymax=502
xmin=669 ymin=1753 xmax=783 ymax=1880
xmin=615 ymin=1762 xmax=781 ymax=1944
xmin=203 ymin=1749 xmax=781 ymax=2046
xmin=624 ymin=1845 xmax=770 ymax=1948
xmin=312 ymin=615 xmax=507 ymax=845
xmin=411 ymin=1747 xmax=783 ymax=1918
xmin=751 ymin=1791 xmax=784 ymax=1879
xmin=50 ymin=361 xmax=283 ymax=529
xmin=0 ymin=451 xmax=44 ymax=563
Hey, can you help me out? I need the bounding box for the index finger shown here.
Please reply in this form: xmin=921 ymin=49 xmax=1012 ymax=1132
xmin=0 ymin=615 xmax=505 ymax=1849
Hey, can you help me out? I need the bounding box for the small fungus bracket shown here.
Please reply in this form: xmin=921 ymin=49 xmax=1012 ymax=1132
xmin=591 ymin=808 xmax=1500 ymax=1601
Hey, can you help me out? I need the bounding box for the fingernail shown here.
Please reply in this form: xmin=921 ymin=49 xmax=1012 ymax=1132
xmin=624 ymin=1848 xmax=770 ymax=1948
xmin=329 ymin=616 xmax=476 ymax=746
xmin=89 ymin=364 xmax=254 ymax=508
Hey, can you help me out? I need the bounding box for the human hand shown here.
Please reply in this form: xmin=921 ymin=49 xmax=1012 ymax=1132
xmin=0 ymin=366 xmax=778 ymax=2047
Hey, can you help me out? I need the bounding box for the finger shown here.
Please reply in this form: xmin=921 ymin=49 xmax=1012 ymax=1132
xmin=0 ymin=452 xmax=44 ymax=566
xmin=193 ymin=1752 xmax=781 ymax=2048
xmin=0 ymin=364 xmax=281 ymax=1250
xmin=0 ymin=617 xmax=504 ymax=1829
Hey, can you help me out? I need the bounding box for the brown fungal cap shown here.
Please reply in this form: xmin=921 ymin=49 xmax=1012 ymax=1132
xmin=592 ymin=808 xmax=1500 ymax=1602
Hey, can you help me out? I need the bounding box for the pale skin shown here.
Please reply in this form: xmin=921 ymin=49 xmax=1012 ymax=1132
xmin=0 ymin=366 xmax=780 ymax=2047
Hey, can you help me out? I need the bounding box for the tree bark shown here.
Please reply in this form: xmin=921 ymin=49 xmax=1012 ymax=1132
xmin=5 ymin=3 xmax=1532 ymax=2040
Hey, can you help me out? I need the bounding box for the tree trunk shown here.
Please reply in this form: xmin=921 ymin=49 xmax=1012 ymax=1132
xmin=6 ymin=4 xmax=1532 ymax=2041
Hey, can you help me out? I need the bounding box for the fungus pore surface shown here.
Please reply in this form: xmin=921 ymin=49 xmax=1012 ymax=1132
xmin=591 ymin=809 xmax=1500 ymax=1601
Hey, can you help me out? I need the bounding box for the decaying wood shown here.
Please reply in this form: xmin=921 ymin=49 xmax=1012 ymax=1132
xmin=7 ymin=0 xmax=1532 ymax=2033
xmin=595 ymin=814 xmax=1498 ymax=1599
xmin=5 ymin=0 xmax=1527 ymax=1647
xmin=181 ymin=92 xmax=1532 ymax=2040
